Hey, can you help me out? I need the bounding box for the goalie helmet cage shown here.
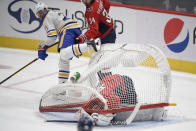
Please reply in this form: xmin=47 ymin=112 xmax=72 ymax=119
xmin=39 ymin=43 xmax=172 ymax=124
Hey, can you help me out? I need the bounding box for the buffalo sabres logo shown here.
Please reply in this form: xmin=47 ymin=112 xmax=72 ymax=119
xmin=8 ymin=0 xmax=42 ymax=33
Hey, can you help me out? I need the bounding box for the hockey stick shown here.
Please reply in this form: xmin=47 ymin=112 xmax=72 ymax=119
xmin=0 ymin=58 xmax=39 ymax=85
xmin=0 ymin=42 xmax=58 ymax=85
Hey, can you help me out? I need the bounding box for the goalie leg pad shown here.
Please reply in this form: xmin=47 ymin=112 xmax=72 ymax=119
xmin=152 ymin=107 xmax=167 ymax=121
xmin=75 ymin=108 xmax=93 ymax=121
xmin=91 ymin=113 xmax=115 ymax=126
xmin=132 ymin=107 xmax=167 ymax=121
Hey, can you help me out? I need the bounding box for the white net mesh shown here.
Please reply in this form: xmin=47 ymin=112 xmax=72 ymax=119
xmin=79 ymin=44 xmax=171 ymax=112
xmin=40 ymin=43 xmax=171 ymax=122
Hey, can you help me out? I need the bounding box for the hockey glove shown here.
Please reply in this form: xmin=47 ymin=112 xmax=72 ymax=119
xmin=38 ymin=41 xmax=48 ymax=60
xmin=38 ymin=48 xmax=48 ymax=60
xmin=76 ymin=34 xmax=86 ymax=44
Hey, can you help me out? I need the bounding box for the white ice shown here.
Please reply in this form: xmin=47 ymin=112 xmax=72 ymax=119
xmin=0 ymin=47 xmax=196 ymax=131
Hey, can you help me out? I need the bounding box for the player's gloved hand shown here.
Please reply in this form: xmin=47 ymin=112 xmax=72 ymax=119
xmin=38 ymin=48 xmax=48 ymax=60
xmin=76 ymin=34 xmax=86 ymax=44
xmin=38 ymin=41 xmax=48 ymax=60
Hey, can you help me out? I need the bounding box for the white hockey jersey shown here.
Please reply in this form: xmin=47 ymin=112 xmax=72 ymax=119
xmin=42 ymin=10 xmax=81 ymax=46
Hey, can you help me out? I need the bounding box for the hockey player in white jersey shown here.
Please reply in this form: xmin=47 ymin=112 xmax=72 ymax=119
xmin=34 ymin=2 xmax=100 ymax=84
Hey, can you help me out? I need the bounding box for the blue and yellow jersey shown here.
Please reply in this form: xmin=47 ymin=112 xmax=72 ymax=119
xmin=41 ymin=10 xmax=81 ymax=48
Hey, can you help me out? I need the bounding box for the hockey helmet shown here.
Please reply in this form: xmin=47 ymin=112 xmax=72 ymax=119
xmin=34 ymin=2 xmax=48 ymax=15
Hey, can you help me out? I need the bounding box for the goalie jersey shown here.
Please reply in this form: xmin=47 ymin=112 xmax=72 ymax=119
xmin=42 ymin=10 xmax=81 ymax=51
xmin=83 ymin=74 xmax=137 ymax=110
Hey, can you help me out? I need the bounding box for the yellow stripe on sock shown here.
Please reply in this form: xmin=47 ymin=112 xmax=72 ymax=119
xmin=59 ymin=72 xmax=69 ymax=77
xmin=74 ymin=44 xmax=80 ymax=56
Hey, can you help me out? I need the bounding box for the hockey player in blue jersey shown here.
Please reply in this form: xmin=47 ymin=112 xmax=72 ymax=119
xmin=34 ymin=2 xmax=100 ymax=84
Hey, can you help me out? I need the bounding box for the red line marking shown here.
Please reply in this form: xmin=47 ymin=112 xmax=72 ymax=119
xmin=0 ymin=86 xmax=43 ymax=94
xmin=0 ymin=65 xmax=12 ymax=69
xmin=3 ymin=72 xmax=57 ymax=88
xmin=0 ymin=62 xmax=88 ymax=94
xmin=67 ymin=0 xmax=196 ymax=17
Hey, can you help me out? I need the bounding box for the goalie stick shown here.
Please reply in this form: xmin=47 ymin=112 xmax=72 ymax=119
xmin=0 ymin=42 xmax=58 ymax=85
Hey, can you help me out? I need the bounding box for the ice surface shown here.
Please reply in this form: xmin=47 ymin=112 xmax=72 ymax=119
xmin=0 ymin=47 xmax=196 ymax=131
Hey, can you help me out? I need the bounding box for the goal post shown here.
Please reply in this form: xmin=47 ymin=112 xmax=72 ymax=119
xmin=39 ymin=43 xmax=173 ymax=124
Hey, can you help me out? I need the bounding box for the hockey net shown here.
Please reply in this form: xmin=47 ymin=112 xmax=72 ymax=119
xmin=39 ymin=43 xmax=172 ymax=123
